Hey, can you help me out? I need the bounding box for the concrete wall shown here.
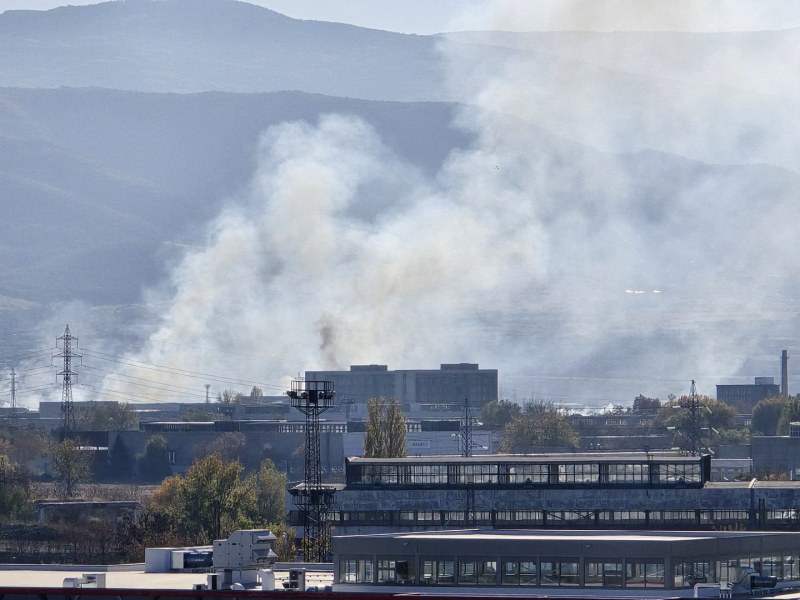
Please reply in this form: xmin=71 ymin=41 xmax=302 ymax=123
xmin=752 ymin=436 xmax=800 ymax=478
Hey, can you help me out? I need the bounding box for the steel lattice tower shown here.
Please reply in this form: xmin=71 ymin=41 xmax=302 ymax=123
xmin=287 ymin=379 xmax=335 ymax=562
xmin=682 ymin=380 xmax=701 ymax=456
xmin=461 ymin=397 xmax=476 ymax=525
xmin=461 ymin=397 xmax=474 ymax=457
xmin=54 ymin=325 xmax=81 ymax=433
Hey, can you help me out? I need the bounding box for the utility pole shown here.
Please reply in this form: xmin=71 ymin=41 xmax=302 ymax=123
xmin=205 ymin=383 xmax=211 ymax=404
xmin=287 ymin=379 xmax=335 ymax=562
xmin=10 ymin=368 xmax=17 ymax=422
xmin=782 ymin=350 xmax=789 ymax=398
xmin=10 ymin=368 xmax=16 ymax=411
xmin=53 ymin=325 xmax=81 ymax=433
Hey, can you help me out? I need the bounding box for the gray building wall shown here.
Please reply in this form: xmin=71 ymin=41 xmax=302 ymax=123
xmin=113 ymin=428 xmax=344 ymax=479
xmin=306 ymin=363 xmax=498 ymax=409
xmin=752 ymin=436 xmax=800 ymax=479
xmin=717 ymin=379 xmax=780 ymax=411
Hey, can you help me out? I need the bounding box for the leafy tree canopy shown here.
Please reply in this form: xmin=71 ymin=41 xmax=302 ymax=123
xmin=752 ymin=395 xmax=788 ymax=436
xmin=479 ymin=399 xmax=521 ymax=430
xmin=632 ymin=394 xmax=661 ymax=413
xmin=657 ymin=395 xmax=736 ymax=453
xmin=499 ymin=401 xmax=578 ymax=453
xmin=364 ymin=397 xmax=406 ymax=458
xmin=89 ymin=402 xmax=138 ymax=431
xmin=137 ymin=435 xmax=172 ymax=483
xmin=50 ymin=437 xmax=92 ymax=500
xmin=251 ymin=458 xmax=287 ymax=525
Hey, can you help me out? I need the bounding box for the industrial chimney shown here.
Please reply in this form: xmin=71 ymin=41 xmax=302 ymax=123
xmin=781 ymin=349 xmax=789 ymax=397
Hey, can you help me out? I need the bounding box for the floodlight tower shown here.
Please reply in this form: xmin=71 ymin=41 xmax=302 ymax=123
xmin=287 ymin=379 xmax=335 ymax=562
xmin=54 ymin=325 xmax=81 ymax=433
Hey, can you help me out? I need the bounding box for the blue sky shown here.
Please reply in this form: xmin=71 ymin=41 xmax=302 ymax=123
xmin=1 ymin=0 xmax=799 ymax=34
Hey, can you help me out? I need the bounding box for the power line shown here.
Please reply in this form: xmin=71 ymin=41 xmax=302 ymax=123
xmin=80 ymin=347 xmax=286 ymax=392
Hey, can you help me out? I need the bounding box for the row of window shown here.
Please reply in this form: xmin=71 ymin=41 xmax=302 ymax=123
xmin=347 ymin=461 xmax=704 ymax=486
xmin=569 ymin=417 xmax=655 ymax=427
xmin=323 ymin=508 xmax=800 ymax=527
xmin=277 ymin=423 xmax=348 ymax=433
xmin=339 ymin=555 xmax=800 ymax=588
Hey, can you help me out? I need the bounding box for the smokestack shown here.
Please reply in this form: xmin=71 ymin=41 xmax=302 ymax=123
xmin=781 ymin=349 xmax=789 ymax=397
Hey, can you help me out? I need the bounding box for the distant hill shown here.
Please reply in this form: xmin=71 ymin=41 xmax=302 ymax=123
xmin=0 ymin=87 xmax=470 ymax=305
xmin=0 ymin=0 xmax=445 ymax=100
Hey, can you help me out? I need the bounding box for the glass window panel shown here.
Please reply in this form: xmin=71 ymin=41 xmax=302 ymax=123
xmin=477 ymin=560 xmax=497 ymax=585
xmin=459 ymin=560 xmax=477 ymax=585
xmin=520 ymin=561 xmax=537 ymax=586
xmin=501 ymin=561 xmax=519 ymax=586
xmin=339 ymin=559 xmax=356 ymax=583
xmin=646 ymin=562 xmax=665 ymax=587
xmin=540 ymin=561 xmax=557 ymax=586
xmin=508 ymin=464 xmax=549 ymax=484
xmin=585 ymin=562 xmax=603 ymax=587
xmin=604 ymin=562 xmax=623 ymax=587
xmin=377 ymin=559 xmax=396 ymax=583
xmin=396 ymin=559 xmax=414 ymax=584
xmin=559 ymin=561 xmax=580 ymax=586
xmin=438 ymin=560 xmax=455 ymax=584
xmin=339 ymin=558 xmax=372 ymax=583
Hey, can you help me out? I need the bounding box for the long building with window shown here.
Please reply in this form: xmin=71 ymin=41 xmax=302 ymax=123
xmin=333 ymin=529 xmax=800 ymax=593
xmin=309 ymin=452 xmax=800 ymax=534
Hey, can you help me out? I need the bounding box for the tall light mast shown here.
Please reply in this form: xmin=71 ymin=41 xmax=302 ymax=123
xmin=287 ymin=379 xmax=335 ymax=562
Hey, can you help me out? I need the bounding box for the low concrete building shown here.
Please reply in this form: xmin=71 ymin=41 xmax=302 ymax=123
xmin=333 ymin=529 xmax=800 ymax=593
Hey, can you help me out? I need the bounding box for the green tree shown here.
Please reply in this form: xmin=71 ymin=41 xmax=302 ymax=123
xmin=50 ymin=437 xmax=92 ymax=499
xmin=0 ymin=450 xmax=35 ymax=521
xmin=658 ymin=395 xmax=736 ymax=453
xmin=181 ymin=454 xmax=257 ymax=542
xmin=479 ymin=399 xmax=521 ymax=430
xmin=137 ymin=435 xmax=172 ymax=483
xmin=142 ymin=455 xmax=260 ymax=546
xmin=89 ymin=402 xmax=138 ymax=431
xmin=147 ymin=475 xmax=186 ymax=527
xmin=364 ymin=397 xmax=406 ymax=458
xmin=217 ymin=389 xmax=245 ymax=405
xmin=251 ymin=458 xmax=287 ymax=525
xmin=267 ymin=521 xmax=297 ymax=561
xmin=108 ymin=435 xmax=135 ymax=482
xmin=500 ymin=401 xmax=578 ymax=453
xmin=117 ymin=505 xmax=185 ymax=562
xmin=776 ymin=397 xmax=800 ymax=435
xmin=752 ymin=396 xmax=787 ymax=435
xmin=632 ymin=394 xmax=661 ymax=413
xmin=198 ymin=432 xmax=247 ymax=462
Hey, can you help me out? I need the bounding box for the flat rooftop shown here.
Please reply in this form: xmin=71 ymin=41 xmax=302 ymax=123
xmin=0 ymin=566 xmax=202 ymax=590
xmin=347 ymin=451 xmax=701 ymax=464
xmin=339 ymin=529 xmax=794 ymax=543
xmin=0 ymin=564 xmax=331 ymax=590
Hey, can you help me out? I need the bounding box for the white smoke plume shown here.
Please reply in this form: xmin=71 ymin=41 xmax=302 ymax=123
xmin=105 ymin=3 xmax=800 ymax=407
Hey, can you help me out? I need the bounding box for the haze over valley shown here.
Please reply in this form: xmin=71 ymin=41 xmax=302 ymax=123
xmin=1 ymin=0 xmax=798 ymax=408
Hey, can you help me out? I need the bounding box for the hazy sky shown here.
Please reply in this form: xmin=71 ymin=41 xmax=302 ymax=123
xmin=1 ymin=0 xmax=799 ymax=34
xmin=3 ymin=0 xmax=800 ymax=407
